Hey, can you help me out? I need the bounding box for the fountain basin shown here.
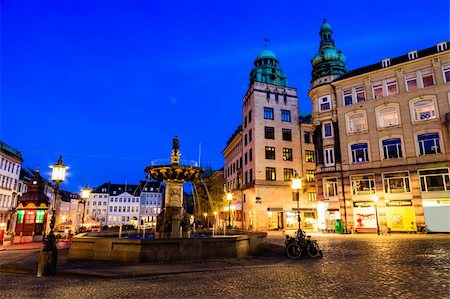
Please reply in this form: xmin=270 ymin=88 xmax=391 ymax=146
xmin=68 ymin=232 xmax=267 ymax=263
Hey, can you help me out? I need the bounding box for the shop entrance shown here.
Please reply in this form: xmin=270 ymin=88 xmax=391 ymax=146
xmin=267 ymin=210 xmax=283 ymax=230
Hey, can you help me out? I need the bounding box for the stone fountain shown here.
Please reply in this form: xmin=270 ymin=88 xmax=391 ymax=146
xmin=144 ymin=136 xmax=203 ymax=238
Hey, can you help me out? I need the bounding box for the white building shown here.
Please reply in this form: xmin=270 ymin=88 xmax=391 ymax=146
xmin=136 ymin=180 xmax=163 ymax=228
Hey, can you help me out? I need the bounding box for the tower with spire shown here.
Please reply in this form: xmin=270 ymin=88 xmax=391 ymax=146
xmin=310 ymin=19 xmax=347 ymax=87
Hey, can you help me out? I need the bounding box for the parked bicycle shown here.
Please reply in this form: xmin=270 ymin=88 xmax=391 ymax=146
xmin=285 ymin=229 xmax=323 ymax=259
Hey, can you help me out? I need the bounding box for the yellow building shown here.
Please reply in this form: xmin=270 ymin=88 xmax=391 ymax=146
xmin=309 ymin=20 xmax=450 ymax=233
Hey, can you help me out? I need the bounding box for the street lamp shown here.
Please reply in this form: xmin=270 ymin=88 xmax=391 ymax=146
xmin=226 ymin=192 xmax=233 ymax=229
xmin=80 ymin=184 xmax=91 ymax=230
xmin=371 ymin=195 xmax=380 ymax=235
xmin=291 ymin=173 xmax=302 ymax=231
xmin=38 ymin=155 xmax=68 ymax=277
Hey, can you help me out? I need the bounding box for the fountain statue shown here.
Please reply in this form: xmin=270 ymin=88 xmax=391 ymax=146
xmin=144 ymin=136 xmax=203 ymax=238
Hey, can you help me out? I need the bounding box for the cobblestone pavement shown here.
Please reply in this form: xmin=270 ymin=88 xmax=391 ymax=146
xmin=0 ymin=234 xmax=449 ymax=299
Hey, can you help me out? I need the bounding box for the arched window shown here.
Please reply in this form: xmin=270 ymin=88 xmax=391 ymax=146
xmin=376 ymin=104 xmax=400 ymax=128
xmin=346 ymin=111 xmax=367 ymax=133
xmin=410 ymin=98 xmax=437 ymax=122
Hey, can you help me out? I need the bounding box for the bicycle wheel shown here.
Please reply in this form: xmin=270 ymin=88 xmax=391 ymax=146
xmin=286 ymin=243 xmax=302 ymax=260
xmin=307 ymin=242 xmax=320 ymax=258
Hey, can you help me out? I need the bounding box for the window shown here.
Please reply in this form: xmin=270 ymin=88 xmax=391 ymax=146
xmin=381 ymin=138 xmax=403 ymax=159
xmin=24 ymin=211 xmax=35 ymax=224
xmin=323 ymin=178 xmax=338 ymax=197
xmin=305 ymin=150 xmax=315 ymax=162
xmin=249 ymin=148 xmax=253 ymax=161
xmin=443 ymin=64 xmax=450 ymax=83
xmin=324 ymin=148 xmax=334 ymax=166
xmin=281 ymin=110 xmax=291 ymax=122
xmin=264 ymin=107 xmax=274 ymax=120
xmin=304 ymin=131 xmax=311 ymax=143
xmin=265 ymin=126 xmax=275 ymax=139
xmin=248 ymin=110 xmax=252 ymax=123
xmin=351 ymin=143 xmax=369 ymax=163
xmin=411 ymin=98 xmax=437 ymax=121
xmin=346 ymin=111 xmax=367 ymax=133
xmin=284 ymin=168 xmax=294 ymax=181
xmin=283 ymin=148 xmax=293 ymax=161
xmin=376 ymin=105 xmax=400 ymax=128
xmin=36 ymin=210 xmax=45 ymax=223
xmin=351 ymin=174 xmax=375 ymax=195
xmin=343 ymin=86 xmax=366 ymax=105
xmin=405 ymin=69 xmax=435 ymax=91
xmin=17 ymin=210 xmax=24 ymax=223
xmin=306 ymin=170 xmax=315 ymax=182
xmin=266 ymin=167 xmax=276 ymax=181
xmin=419 ymin=168 xmax=450 ymax=192
xmin=249 ymin=129 xmax=252 ymax=142
xmin=417 ymin=132 xmax=441 ymax=155
xmin=383 ymin=172 xmax=410 ymax=193
xmin=282 ymin=129 xmax=292 ymax=141
xmin=319 ymin=96 xmax=331 ymax=111
xmin=265 ymin=147 xmax=275 ymax=159
xmin=323 ymin=122 xmax=333 ymax=138
xmin=307 ymin=193 xmax=317 ymax=202
xmin=372 ymin=78 xmax=398 ymax=99
xmin=244 ymin=134 xmax=248 ymax=146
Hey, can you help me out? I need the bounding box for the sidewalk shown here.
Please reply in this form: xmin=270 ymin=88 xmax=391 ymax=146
xmin=0 ymin=242 xmax=289 ymax=279
xmin=1 ymin=240 xmax=71 ymax=251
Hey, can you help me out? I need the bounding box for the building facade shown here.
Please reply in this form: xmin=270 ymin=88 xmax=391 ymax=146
xmin=223 ymin=49 xmax=316 ymax=231
xmin=0 ymin=141 xmax=23 ymax=233
xmin=309 ymin=20 xmax=450 ymax=233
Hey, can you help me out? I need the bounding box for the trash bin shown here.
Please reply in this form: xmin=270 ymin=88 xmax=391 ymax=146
xmin=335 ymin=219 xmax=343 ymax=234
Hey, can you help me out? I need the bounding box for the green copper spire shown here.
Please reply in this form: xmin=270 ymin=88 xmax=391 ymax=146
xmin=249 ymin=46 xmax=288 ymax=87
xmin=311 ymin=19 xmax=347 ymax=83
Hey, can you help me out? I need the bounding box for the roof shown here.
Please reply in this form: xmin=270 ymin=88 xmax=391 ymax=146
xmin=335 ymin=41 xmax=450 ymax=81
xmin=92 ymin=180 xmax=163 ymax=196
xmin=256 ymin=49 xmax=277 ymax=60
xmin=0 ymin=141 xmax=23 ymax=160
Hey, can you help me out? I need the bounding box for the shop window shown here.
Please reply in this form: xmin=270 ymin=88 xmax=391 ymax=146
xmin=266 ymin=167 xmax=276 ymax=181
xmin=381 ymin=138 xmax=403 ymax=159
xmin=376 ymin=104 xmax=400 ymax=128
xmin=343 ymin=86 xmax=366 ymax=105
xmin=284 ymin=168 xmax=294 ymax=181
xmin=346 ymin=111 xmax=367 ymax=133
xmin=283 ymin=148 xmax=293 ymax=161
xmin=323 ymin=177 xmax=338 ymax=197
xmin=17 ymin=210 xmax=24 ymax=223
xmin=24 ymin=211 xmax=35 ymax=224
xmin=351 ymin=174 xmax=375 ymax=195
xmin=419 ymin=168 xmax=450 ymax=192
xmin=417 ymin=132 xmax=441 ymax=155
xmin=319 ymin=96 xmax=331 ymax=111
xmin=350 ymin=143 xmax=369 ymax=163
xmin=36 ymin=210 xmax=45 ymax=223
xmin=383 ymin=171 xmax=411 ymax=193
xmin=410 ymin=98 xmax=437 ymax=122
xmin=265 ymin=147 xmax=275 ymax=160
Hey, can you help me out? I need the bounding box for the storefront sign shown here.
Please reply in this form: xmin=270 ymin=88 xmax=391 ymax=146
xmin=353 ymin=203 xmax=377 ymax=229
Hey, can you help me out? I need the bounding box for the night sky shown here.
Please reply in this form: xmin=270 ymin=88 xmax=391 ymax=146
xmin=2 ymin=0 xmax=449 ymax=193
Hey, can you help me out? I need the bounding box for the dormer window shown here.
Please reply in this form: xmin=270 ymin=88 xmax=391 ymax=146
xmin=436 ymin=41 xmax=448 ymax=52
xmin=382 ymin=58 xmax=391 ymax=68
xmin=408 ymin=50 xmax=418 ymax=60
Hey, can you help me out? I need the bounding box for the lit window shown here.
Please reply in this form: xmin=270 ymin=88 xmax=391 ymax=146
xmin=343 ymin=86 xmax=366 ymax=105
xmin=417 ymin=132 xmax=441 ymax=155
xmin=411 ymin=98 xmax=437 ymax=122
xmin=266 ymin=167 xmax=276 ymax=181
xmin=383 ymin=172 xmax=410 ymax=193
xmin=306 ymin=170 xmax=315 ymax=182
xmin=351 ymin=174 xmax=375 ymax=195
xmin=372 ymin=78 xmax=398 ymax=99
xmin=376 ymin=105 xmax=400 ymax=128
xmin=323 ymin=122 xmax=333 ymax=138
xmin=346 ymin=111 xmax=367 ymax=133
xmin=351 ymin=143 xmax=369 ymax=163
xmin=381 ymin=138 xmax=403 ymax=159
xmin=283 ymin=168 xmax=294 ymax=181
xmin=305 ymin=150 xmax=315 ymax=163
xmin=419 ymin=168 xmax=450 ymax=192
xmin=323 ymin=177 xmax=338 ymax=197
xmin=281 ymin=110 xmax=291 ymax=122
xmin=265 ymin=146 xmax=275 ymax=160
xmin=283 ymin=148 xmax=293 ymax=161
xmin=319 ymin=96 xmax=331 ymax=111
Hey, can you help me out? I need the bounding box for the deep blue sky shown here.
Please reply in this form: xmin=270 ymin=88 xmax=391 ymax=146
xmin=1 ymin=0 xmax=449 ymax=193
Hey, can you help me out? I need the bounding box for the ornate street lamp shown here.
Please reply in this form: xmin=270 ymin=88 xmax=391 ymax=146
xmin=291 ymin=173 xmax=302 ymax=231
xmin=226 ymin=192 xmax=233 ymax=229
xmin=80 ymin=184 xmax=91 ymax=230
xmin=371 ymin=195 xmax=380 ymax=235
xmin=38 ymin=155 xmax=68 ymax=277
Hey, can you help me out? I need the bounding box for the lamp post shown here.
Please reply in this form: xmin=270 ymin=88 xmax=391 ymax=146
xmin=371 ymin=195 xmax=380 ymax=235
xmin=80 ymin=184 xmax=91 ymax=230
xmin=37 ymin=155 xmax=68 ymax=277
xmin=291 ymin=173 xmax=302 ymax=231
xmin=226 ymin=193 xmax=233 ymax=229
